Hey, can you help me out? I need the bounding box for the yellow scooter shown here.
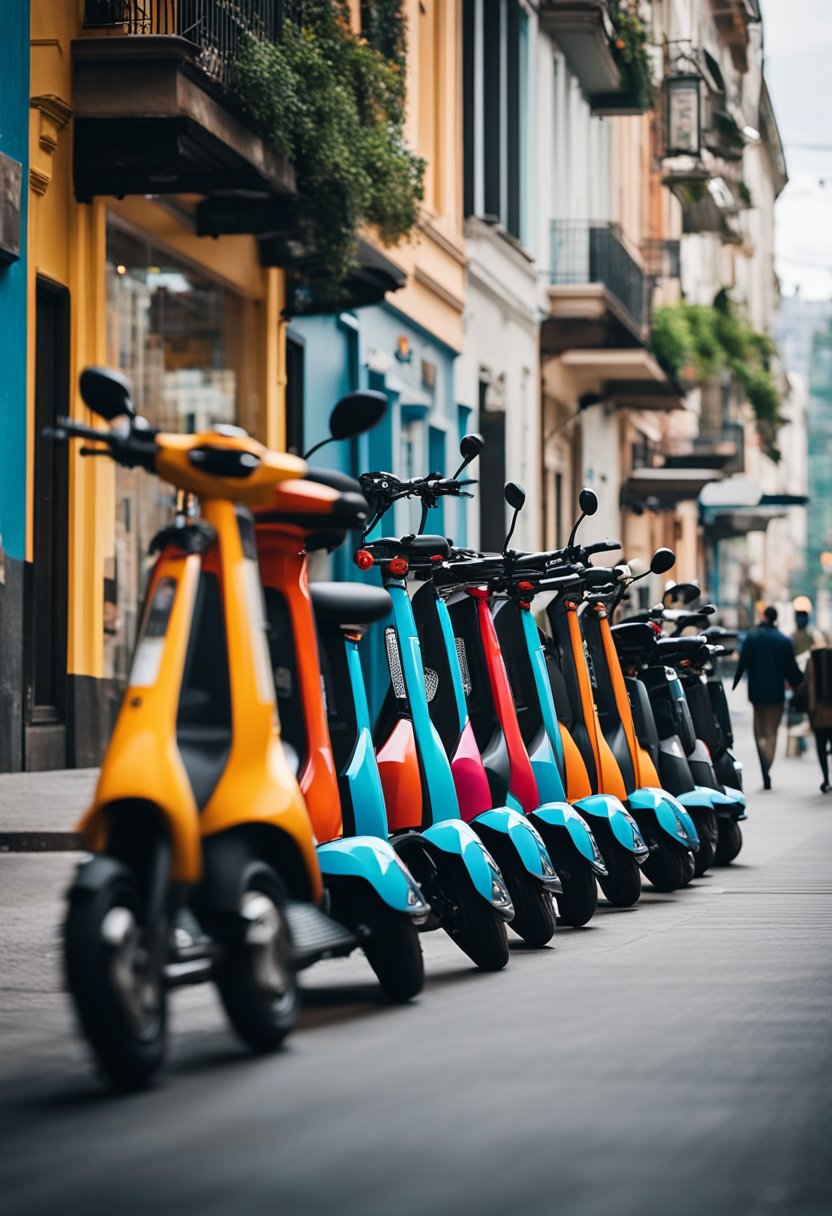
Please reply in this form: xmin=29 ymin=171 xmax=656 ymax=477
xmin=51 ymin=367 xmax=369 ymax=1089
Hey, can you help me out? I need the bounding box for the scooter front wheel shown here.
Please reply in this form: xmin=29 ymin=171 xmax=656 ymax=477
xmin=65 ymin=868 xmax=167 ymax=1091
xmin=361 ymin=900 xmax=425 ymax=1002
xmin=213 ymin=865 xmax=299 ymax=1053
xmin=714 ymin=817 xmax=743 ymax=866
xmin=691 ymin=808 xmax=719 ymax=876
xmin=447 ymin=882 xmax=510 ymax=971
xmin=554 ymin=859 xmax=599 ymax=928
xmin=642 ymin=840 xmax=688 ymax=893
xmin=597 ymin=844 xmax=642 ymax=908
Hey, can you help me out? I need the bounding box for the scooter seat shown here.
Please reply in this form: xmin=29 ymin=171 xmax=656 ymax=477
xmin=305 ymin=467 xmax=364 ymax=496
xmin=655 ymin=636 xmax=709 ymax=665
xmin=372 ymin=534 xmax=451 ymax=566
xmin=312 ymin=581 xmax=392 ymax=629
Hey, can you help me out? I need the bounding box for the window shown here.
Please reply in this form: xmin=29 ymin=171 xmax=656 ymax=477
xmin=463 ymin=0 xmax=528 ymax=242
xmin=105 ymin=218 xmax=262 ymax=695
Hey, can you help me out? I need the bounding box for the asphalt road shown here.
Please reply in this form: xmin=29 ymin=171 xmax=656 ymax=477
xmin=1 ymin=705 xmax=831 ymax=1216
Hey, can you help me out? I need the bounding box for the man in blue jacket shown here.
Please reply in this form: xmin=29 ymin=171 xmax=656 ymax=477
xmin=734 ymin=606 xmax=804 ymax=789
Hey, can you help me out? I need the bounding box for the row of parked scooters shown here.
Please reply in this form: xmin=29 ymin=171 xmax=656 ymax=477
xmin=50 ymin=369 xmax=747 ymax=1090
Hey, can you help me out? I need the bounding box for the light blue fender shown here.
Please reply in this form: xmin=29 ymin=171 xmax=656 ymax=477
xmin=626 ymin=787 xmax=699 ymax=850
xmin=678 ymin=786 xmax=747 ymax=820
xmin=520 ymin=609 xmax=570 ymax=798
xmin=473 ymin=806 xmax=561 ymax=891
xmin=529 ymin=801 xmax=608 ymax=876
xmin=421 ymin=818 xmax=514 ymax=916
xmin=506 ymin=791 xmax=524 ymax=814
xmin=527 ymin=730 xmax=569 ymax=806
xmin=317 ymin=837 xmax=429 ymax=917
xmin=574 ymin=793 xmax=650 ymax=857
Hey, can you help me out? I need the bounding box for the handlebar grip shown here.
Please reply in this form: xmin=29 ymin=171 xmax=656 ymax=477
xmin=584 ymin=540 xmax=622 ymax=556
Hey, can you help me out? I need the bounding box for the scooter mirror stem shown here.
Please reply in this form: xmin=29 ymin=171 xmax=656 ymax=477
xmin=452 ymin=432 xmax=485 ymax=478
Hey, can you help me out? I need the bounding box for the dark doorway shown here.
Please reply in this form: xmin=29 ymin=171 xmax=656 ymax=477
xmin=478 ymin=383 xmax=507 ymax=552
xmin=24 ymin=278 xmax=70 ymax=769
xmin=285 ymin=331 xmax=305 ymax=455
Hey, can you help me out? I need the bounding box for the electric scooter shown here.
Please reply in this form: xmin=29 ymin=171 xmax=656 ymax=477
xmin=254 ymin=393 xmax=432 ymax=1002
xmin=364 ymin=441 xmax=565 ymax=944
xmin=50 ymin=367 xmax=414 ymax=1089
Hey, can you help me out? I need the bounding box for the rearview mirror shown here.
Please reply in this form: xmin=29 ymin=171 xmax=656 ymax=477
xmin=504 ymin=481 xmax=526 ymax=511
xmin=578 ymin=487 xmax=598 ymax=517
xmin=460 ymin=432 xmax=484 ymax=461
xmin=701 ymin=603 xmax=717 ymax=615
xmin=79 ymin=366 xmax=135 ymax=421
xmin=328 ymin=391 xmax=387 ymax=442
xmin=650 ymin=548 xmax=676 ymax=575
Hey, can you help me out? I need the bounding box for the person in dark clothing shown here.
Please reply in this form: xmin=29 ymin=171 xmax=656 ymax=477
xmin=733 ymin=605 xmax=804 ymax=789
xmin=807 ymin=647 xmax=832 ymax=793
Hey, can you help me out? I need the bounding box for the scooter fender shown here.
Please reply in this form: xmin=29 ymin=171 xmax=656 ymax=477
xmin=317 ymin=837 xmax=430 ymax=918
xmin=529 ymin=802 xmax=608 ymax=876
xmin=473 ymin=807 xmax=562 ymax=893
xmin=420 ymin=819 xmax=514 ymax=917
xmin=627 ymin=787 xmax=699 ymax=851
xmin=678 ymin=787 xmax=747 ymax=821
xmin=70 ymin=853 xmax=133 ymax=895
xmin=573 ymin=794 xmax=650 ymax=857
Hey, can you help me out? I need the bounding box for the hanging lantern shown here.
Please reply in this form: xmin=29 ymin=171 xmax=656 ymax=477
xmin=665 ymin=73 xmax=702 ymax=158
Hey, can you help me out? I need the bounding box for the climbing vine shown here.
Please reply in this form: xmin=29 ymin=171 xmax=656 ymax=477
xmin=234 ymin=0 xmax=425 ymax=284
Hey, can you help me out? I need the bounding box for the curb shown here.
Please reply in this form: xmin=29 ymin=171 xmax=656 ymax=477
xmin=0 ymin=832 xmax=82 ymax=853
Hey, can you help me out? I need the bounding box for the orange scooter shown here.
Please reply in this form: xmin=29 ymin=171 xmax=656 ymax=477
xmin=254 ymin=393 xmax=431 ymax=1002
xmin=51 ymin=367 xmax=397 ymax=1089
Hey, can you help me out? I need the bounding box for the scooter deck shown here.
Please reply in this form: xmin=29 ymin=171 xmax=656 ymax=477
xmin=285 ymin=901 xmax=361 ymax=968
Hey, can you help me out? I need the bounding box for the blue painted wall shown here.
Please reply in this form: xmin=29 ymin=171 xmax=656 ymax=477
xmin=0 ymin=0 xmax=29 ymax=564
xmin=0 ymin=0 xmax=29 ymax=769
xmin=292 ymin=299 xmax=461 ymax=718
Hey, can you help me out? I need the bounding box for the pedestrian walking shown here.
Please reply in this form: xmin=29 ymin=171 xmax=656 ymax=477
xmin=806 ymin=647 xmax=832 ymax=793
xmin=733 ymin=606 xmax=804 ymax=790
xmin=792 ymin=596 xmax=827 ymax=666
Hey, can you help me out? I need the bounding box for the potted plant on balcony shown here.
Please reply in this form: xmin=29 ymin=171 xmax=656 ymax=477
xmin=609 ymin=1 xmax=653 ymax=112
xmin=232 ymin=0 xmax=424 ymax=291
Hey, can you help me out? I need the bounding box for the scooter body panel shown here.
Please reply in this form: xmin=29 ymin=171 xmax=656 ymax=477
xmin=529 ymin=802 xmax=608 ymax=874
xmin=420 ymin=819 xmax=514 ymax=913
xmin=626 ymin=786 xmax=700 ymax=850
xmin=574 ymin=793 xmax=649 ymax=856
xmin=316 ymin=836 xmax=429 ymax=916
xmin=473 ymin=806 xmax=561 ymax=888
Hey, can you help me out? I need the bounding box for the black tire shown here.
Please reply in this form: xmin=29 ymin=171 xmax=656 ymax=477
xmin=691 ymin=808 xmax=719 ymax=876
xmin=597 ymin=843 xmax=642 ymax=908
xmin=361 ymin=900 xmax=425 ymax=1002
xmin=65 ymin=870 xmax=167 ymax=1091
xmin=500 ymin=858 xmax=556 ymax=947
xmin=446 ymin=879 xmax=510 ymax=971
xmin=642 ymin=840 xmax=688 ymax=892
xmin=681 ymin=848 xmax=696 ymax=886
xmin=213 ymin=865 xmax=299 ymax=1053
xmin=714 ymin=817 xmax=743 ymax=866
xmin=554 ymin=859 xmax=598 ymax=927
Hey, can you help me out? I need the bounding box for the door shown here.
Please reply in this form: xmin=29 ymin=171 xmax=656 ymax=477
xmin=24 ymin=278 xmax=70 ymax=769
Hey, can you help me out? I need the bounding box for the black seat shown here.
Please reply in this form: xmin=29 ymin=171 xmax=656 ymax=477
xmin=372 ymin=534 xmax=450 ymax=564
xmin=257 ymin=489 xmax=368 ymax=534
xmin=305 ymin=467 xmax=364 ymax=496
xmin=311 ymin=581 xmax=392 ymax=630
xmin=655 ymin=635 xmax=709 ymax=665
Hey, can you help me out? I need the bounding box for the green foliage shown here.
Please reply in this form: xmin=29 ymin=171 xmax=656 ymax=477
xmin=650 ymin=293 xmax=783 ymax=443
xmin=609 ymin=3 xmax=652 ymax=109
xmin=233 ymin=0 xmax=425 ymax=283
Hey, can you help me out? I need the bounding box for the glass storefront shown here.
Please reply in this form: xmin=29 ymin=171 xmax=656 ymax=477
xmin=104 ymin=216 xmax=262 ymax=702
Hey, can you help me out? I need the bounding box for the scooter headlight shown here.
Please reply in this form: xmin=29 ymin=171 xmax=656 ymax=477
xmin=489 ymin=866 xmax=512 ymax=908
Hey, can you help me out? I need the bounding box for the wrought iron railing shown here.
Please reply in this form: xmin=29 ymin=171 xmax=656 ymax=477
xmin=550 ymin=220 xmax=648 ymax=331
xmin=83 ymin=1 xmax=297 ymax=88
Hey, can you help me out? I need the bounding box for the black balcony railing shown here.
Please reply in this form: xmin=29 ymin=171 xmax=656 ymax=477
xmin=83 ymin=1 xmax=296 ymax=88
xmin=550 ymin=220 xmax=648 ymax=331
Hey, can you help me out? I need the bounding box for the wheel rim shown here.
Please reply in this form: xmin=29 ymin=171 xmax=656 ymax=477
xmin=240 ymin=890 xmax=294 ymax=1015
xmin=100 ymin=905 xmax=162 ymax=1039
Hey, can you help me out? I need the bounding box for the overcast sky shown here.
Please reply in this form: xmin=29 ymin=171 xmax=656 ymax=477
xmin=760 ymin=0 xmax=832 ymax=301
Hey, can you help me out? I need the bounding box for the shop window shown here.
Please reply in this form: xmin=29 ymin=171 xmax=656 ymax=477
xmin=104 ymin=218 xmax=262 ymax=697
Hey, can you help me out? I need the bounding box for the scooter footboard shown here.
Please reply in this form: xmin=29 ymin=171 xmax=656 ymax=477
xmin=573 ymin=794 xmax=649 ymax=857
xmin=416 ymin=820 xmax=514 ymax=916
xmin=626 ymin=787 xmax=699 ymax=851
xmin=472 ymin=808 xmax=562 ymax=892
xmin=529 ymin=803 xmax=607 ymax=876
xmin=317 ymin=837 xmax=429 ymax=918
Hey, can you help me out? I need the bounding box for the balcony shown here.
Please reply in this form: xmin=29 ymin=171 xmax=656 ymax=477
xmin=661 ymin=424 xmax=745 ymax=475
xmin=710 ymin=0 xmax=759 ymax=73
xmin=539 ymin=1 xmax=651 ymax=114
xmin=545 ymin=220 xmax=648 ymax=349
xmin=73 ymin=1 xmax=296 ymax=227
